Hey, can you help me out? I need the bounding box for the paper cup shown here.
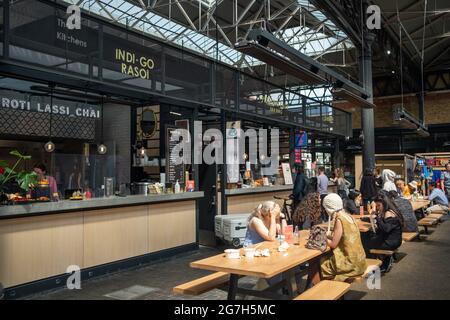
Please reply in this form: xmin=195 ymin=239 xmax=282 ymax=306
xmin=243 ymin=247 xmax=256 ymax=258
xmin=224 ymin=249 xmax=240 ymax=259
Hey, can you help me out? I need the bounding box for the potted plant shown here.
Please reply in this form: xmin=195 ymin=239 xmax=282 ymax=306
xmin=0 ymin=150 xmax=38 ymax=204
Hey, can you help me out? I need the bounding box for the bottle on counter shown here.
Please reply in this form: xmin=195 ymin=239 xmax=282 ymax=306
xmin=175 ymin=180 xmax=181 ymax=194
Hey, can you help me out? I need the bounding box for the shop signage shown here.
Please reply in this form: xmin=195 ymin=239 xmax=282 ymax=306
xmin=258 ymin=95 xmax=288 ymax=114
xmin=115 ymin=48 xmax=155 ymax=80
xmin=0 ymin=91 xmax=101 ymax=119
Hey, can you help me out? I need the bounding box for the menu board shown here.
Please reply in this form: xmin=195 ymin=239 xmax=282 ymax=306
xmin=282 ymin=163 xmax=293 ymax=185
xmin=166 ymin=126 xmax=185 ymax=184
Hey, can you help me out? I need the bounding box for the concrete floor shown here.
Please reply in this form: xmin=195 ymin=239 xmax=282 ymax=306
xmin=24 ymin=217 xmax=450 ymax=300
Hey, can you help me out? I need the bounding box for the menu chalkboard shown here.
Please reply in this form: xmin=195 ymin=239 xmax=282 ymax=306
xmin=166 ymin=126 xmax=185 ymax=184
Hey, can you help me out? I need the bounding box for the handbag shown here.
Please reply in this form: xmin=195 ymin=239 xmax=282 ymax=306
xmin=305 ymin=225 xmax=328 ymax=252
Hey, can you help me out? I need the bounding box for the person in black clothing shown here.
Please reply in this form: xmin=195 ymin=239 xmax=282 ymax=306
xmin=343 ymin=190 xmax=362 ymax=215
xmin=374 ymin=168 xmax=383 ymax=191
xmin=388 ymin=190 xmax=418 ymax=233
xmin=362 ymin=191 xmax=404 ymax=272
xmin=292 ymin=164 xmax=308 ymax=208
xmin=360 ymin=168 xmax=378 ymax=206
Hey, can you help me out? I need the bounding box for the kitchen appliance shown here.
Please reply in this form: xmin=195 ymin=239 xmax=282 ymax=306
xmin=215 ymin=213 xmax=250 ymax=247
xmin=104 ymin=177 xmax=115 ymax=197
xmin=132 ymin=182 xmax=151 ymax=195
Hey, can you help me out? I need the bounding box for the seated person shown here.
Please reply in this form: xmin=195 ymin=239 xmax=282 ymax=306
xmin=243 ymin=201 xmax=286 ymax=246
xmin=291 ymin=192 xmax=321 ymax=230
xmin=425 ymin=181 xmax=449 ymax=214
xmin=388 ymin=190 xmax=418 ymax=233
xmin=343 ymin=190 xmax=362 ymax=215
xmin=243 ymin=201 xmax=287 ymax=288
xmin=320 ymin=194 xmax=367 ymax=282
xmin=395 ymin=179 xmax=411 ymax=198
xmin=363 ymin=192 xmax=403 ymax=272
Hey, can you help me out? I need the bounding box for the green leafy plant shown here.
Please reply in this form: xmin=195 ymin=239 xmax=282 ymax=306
xmin=0 ymin=150 xmax=38 ymax=194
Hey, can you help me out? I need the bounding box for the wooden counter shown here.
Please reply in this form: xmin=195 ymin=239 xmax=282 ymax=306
xmin=0 ymin=192 xmax=203 ymax=289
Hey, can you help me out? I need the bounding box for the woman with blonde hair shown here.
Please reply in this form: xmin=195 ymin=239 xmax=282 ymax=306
xmin=243 ymin=201 xmax=286 ymax=247
xmin=331 ymin=168 xmax=351 ymax=199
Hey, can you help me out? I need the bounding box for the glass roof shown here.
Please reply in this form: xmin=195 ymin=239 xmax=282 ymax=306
xmin=63 ymin=0 xmax=353 ymax=69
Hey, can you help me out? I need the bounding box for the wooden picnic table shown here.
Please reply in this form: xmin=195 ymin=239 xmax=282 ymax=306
xmin=190 ymin=230 xmax=330 ymax=300
xmin=410 ymin=199 xmax=430 ymax=211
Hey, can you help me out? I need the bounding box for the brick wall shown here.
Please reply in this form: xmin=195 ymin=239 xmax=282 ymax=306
xmin=334 ymin=91 xmax=450 ymax=129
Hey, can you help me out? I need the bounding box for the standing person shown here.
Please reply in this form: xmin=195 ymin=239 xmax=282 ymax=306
xmin=382 ymin=169 xmax=397 ymax=192
xmin=67 ymin=162 xmax=82 ymax=191
xmin=425 ymin=181 xmax=449 ymax=214
xmin=317 ymin=166 xmax=329 ymax=200
xmin=33 ymin=163 xmax=59 ymax=201
xmin=317 ymin=167 xmax=329 ymax=221
xmin=319 ymin=194 xmax=367 ymax=282
xmin=441 ymin=163 xmax=450 ymax=201
xmin=292 ymin=164 xmax=308 ymax=208
xmin=331 ymin=168 xmax=351 ymax=199
xmin=374 ymin=168 xmax=383 ymax=191
xmin=360 ymin=169 xmax=378 ymax=206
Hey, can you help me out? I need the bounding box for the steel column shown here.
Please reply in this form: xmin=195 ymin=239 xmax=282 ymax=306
xmin=359 ymin=32 xmax=376 ymax=171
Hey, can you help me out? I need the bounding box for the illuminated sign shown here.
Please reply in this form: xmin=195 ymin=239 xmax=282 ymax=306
xmin=115 ymin=48 xmax=155 ymax=80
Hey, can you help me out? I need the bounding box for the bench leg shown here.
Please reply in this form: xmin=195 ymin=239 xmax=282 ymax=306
xmin=423 ymin=226 xmax=428 ymax=234
xmin=227 ymin=274 xmax=239 ymax=300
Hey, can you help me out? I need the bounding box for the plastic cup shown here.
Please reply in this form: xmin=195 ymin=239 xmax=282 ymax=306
xmin=243 ymin=247 xmax=256 ymax=258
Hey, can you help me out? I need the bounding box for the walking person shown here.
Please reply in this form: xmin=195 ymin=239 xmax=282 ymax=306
xmin=292 ymin=164 xmax=308 ymax=209
xmin=360 ymin=168 xmax=378 ymax=206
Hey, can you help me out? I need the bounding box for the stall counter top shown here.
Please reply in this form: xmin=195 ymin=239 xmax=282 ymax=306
xmin=224 ymin=185 xmax=293 ymax=196
xmin=0 ymin=192 xmax=204 ymax=219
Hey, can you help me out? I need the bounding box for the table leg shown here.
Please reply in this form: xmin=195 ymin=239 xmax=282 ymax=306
xmin=305 ymin=257 xmax=323 ymax=289
xmin=284 ymin=269 xmax=299 ymax=299
xmin=227 ymin=274 xmax=239 ymax=300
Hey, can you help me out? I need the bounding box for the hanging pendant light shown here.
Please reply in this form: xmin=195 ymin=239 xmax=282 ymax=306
xmin=98 ymin=97 xmax=107 ymax=154
xmin=45 ymin=86 xmax=55 ymax=153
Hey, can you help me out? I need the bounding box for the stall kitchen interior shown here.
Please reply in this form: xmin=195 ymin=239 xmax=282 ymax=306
xmin=0 ymin=0 xmax=450 ymax=303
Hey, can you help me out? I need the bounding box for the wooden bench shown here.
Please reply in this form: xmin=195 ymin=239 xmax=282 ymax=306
xmin=173 ymin=272 xmax=229 ymax=295
xmin=418 ymin=218 xmax=438 ymax=234
xmin=402 ymin=232 xmax=419 ymax=242
xmin=370 ymin=249 xmax=397 ymax=256
xmin=427 ymin=213 xmax=444 ymax=221
xmin=294 ymin=280 xmax=350 ymax=300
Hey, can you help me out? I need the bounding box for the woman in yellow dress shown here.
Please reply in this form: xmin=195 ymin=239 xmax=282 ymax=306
xmin=320 ymin=194 xmax=367 ymax=282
